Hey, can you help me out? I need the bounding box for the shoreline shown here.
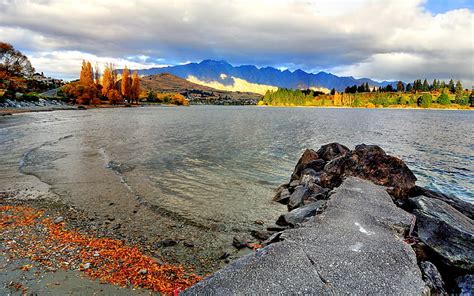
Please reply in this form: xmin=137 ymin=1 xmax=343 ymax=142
xmin=2 ymin=103 xmax=472 ymax=117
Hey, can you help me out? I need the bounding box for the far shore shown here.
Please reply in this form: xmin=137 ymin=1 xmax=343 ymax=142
xmin=1 ymin=103 xmax=472 ymax=116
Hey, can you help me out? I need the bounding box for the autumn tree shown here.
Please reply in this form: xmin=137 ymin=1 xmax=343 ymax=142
xmin=101 ymin=64 xmax=114 ymax=97
xmin=0 ymin=42 xmax=35 ymax=78
xmin=121 ymin=66 xmax=131 ymax=101
xmin=79 ymin=60 xmax=94 ymax=86
xmin=131 ymin=70 xmax=140 ymax=104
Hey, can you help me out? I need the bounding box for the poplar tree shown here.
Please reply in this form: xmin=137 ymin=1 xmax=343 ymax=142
xmin=131 ymin=70 xmax=140 ymax=104
xmin=121 ymin=66 xmax=131 ymax=100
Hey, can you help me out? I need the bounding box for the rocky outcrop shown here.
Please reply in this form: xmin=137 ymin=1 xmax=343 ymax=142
xmin=409 ymin=196 xmax=474 ymax=271
xmin=183 ymin=178 xmax=425 ymax=295
xmin=186 ymin=143 xmax=472 ymax=294
xmin=322 ymin=144 xmax=417 ymax=198
xmin=409 ymin=186 xmax=474 ymax=220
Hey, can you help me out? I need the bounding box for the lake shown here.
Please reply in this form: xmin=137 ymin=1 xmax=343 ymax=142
xmin=0 ymin=106 xmax=472 ymax=270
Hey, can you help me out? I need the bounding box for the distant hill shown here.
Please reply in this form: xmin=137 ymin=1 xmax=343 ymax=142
xmin=136 ymin=60 xmax=397 ymax=92
xmin=140 ymin=73 xmax=261 ymax=105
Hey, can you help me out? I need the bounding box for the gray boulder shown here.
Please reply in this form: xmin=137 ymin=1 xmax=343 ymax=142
xmin=410 ymin=196 xmax=474 ymax=270
xmin=276 ymin=200 xmax=326 ymax=226
xmin=420 ymin=261 xmax=447 ymax=295
xmin=287 ymin=185 xmax=310 ymax=210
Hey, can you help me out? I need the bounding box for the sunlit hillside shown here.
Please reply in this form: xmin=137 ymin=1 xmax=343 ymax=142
xmin=187 ymin=74 xmax=278 ymax=95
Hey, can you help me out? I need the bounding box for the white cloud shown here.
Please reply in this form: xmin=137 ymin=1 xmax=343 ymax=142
xmin=0 ymin=0 xmax=472 ymax=84
xmin=28 ymin=51 xmax=168 ymax=80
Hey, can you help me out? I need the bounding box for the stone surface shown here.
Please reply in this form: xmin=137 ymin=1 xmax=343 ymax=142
xmin=323 ymin=144 xmax=417 ymax=198
xmin=290 ymin=149 xmax=320 ymax=181
xmin=420 ymin=261 xmax=447 ymax=295
xmin=272 ymin=186 xmax=291 ymax=204
xmin=409 ymin=186 xmax=474 ymax=220
xmin=410 ymin=196 xmax=474 ymax=270
xmin=316 ymin=142 xmax=350 ymax=161
xmin=287 ymin=185 xmax=310 ymax=211
xmin=276 ymin=200 xmax=326 ymax=227
xmin=183 ymin=178 xmax=424 ymax=295
xmin=456 ymin=274 xmax=474 ymax=295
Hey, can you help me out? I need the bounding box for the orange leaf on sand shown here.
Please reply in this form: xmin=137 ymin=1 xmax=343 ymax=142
xmin=1 ymin=205 xmax=202 ymax=294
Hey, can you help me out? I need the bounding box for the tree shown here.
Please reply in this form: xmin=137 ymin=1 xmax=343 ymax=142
xmin=101 ymin=64 xmax=114 ymax=97
xmin=330 ymin=88 xmax=336 ymax=95
xmin=79 ymin=60 xmax=94 ymax=86
xmin=437 ymin=93 xmax=450 ymax=105
xmin=0 ymin=42 xmax=35 ymax=78
xmin=418 ymin=93 xmax=432 ymax=108
xmin=121 ymin=66 xmax=131 ymax=100
xmin=470 ymin=90 xmax=474 ymax=107
xmin=131 ymin=70 xmax=140 ymax=104
xmin=422 ymin=79 xmax=429 ymax=91
xmin=396 ymin=81 xmax=404 ymax=92
xmin=405 ymin=83 xmax=412 ymax=92
xmin=448 ymin=79 xmax=455 ymax=93
xmin=455 ymin=80 xmax=463 ymax=95
xmin=107 ymin=89 xmax=123 ymax=105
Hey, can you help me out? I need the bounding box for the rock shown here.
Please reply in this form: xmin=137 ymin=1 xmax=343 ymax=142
xmin=276 ymin=200 xmax=326 ymax=226
xmin=266 ymin=226 xmax=289 ymax=232
xmin=53 ymin=216 xmax=64 ymax=224
xmin=273 ymin=187 xmax=291 ymax=204
xmin=289 ymin=180 xmax=300 ymax=188
xmin=184 ymin=241 xmax=195 ymax=248
xmin=287 ymin=186 xmax=311 ymax=211
xmin=232 ymin=236 xmax=249 ymax=249
xmin=456 ymin=274 xmax=474 ymax=295
xmin=219 ymin=252 xmax=230 ymax=260
xmin=290 ymin=149 xmax=320 ymax=181
xmin=261 ymin=231 xmax=284 ymax=246
xmin=409 ymin=186 xmax=474 ymax=220
xmin=139 ymin=269 xmax=148 ymax=275
xmin=316 ymin=142 xmax=350 ymax=161
xmin=157 ymin=239 xmax=178 ymax=247
xmin=323 ymin=144 xmax=417 ymax=198
xmin=410 ymin=196 xmax=474 ymax=270
xmin=184 ymin=178 xmax=424 ymax=295
xmin=420 ymin=261 xmax=447 ymax=295
xmin=254 ymin=220 xmax=264 ymax=225
xmin=80 ymin=263 xmax=91 ymax=270
xmin=250 ymin=230 xmax=272 ymax=241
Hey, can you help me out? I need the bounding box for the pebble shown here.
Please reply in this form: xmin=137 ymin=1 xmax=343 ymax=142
xmin=53 ymin=217 xmax=64 ymax=224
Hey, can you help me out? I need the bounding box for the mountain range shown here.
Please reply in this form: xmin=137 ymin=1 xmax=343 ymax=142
xmin=136 ymin=60 xmax=397 ymax=92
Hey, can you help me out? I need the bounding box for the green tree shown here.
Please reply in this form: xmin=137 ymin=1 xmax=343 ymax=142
xmin=437 ymin=93 xmax=450 ymax=105
xmin=448 ymin=79 xmax=455 ymax=93
xmin=422 ymin=79 xmax=429 ymax=91
xmin=405 ymin=83 xmax=412 ymax=92
xmin=470 ymin=90 xmax=474 ymax=107
xmin=397 ymin=81 xmax=404 ymax=92
xmin=418 ymin=93 xmax=432 ymax=108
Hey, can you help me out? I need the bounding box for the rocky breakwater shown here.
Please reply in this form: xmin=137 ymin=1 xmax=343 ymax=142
xmin=184 ymin=143 xmax=473 ymax=295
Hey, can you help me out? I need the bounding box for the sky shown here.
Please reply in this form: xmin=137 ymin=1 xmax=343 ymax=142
xmin=1 ymin=0 xmax=473 ymax=86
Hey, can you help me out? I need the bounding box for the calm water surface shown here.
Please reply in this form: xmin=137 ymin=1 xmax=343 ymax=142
xmin=0 ymin=106 xmax=472 ymax=232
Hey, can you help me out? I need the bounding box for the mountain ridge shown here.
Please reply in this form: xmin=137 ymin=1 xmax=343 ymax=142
xmin=135 ymin=60 xmax=397 ymax=92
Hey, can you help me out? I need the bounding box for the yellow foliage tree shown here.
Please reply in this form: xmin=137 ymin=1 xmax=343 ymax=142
xmin=101 ymin=64 xmax=114 ymax=97
xmin=121 ymin=66 xmax=131 ymax=101
xmin=131 ymin=70 xmax=140 ymax=104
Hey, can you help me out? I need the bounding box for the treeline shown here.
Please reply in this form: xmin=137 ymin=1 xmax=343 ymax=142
xmin=259 ymin=87 xmax=474 ymax=108
xmin=260 ymin=88 xmax=326 ymax=106
xmin=62 ymin=61 xmax=141 ymax=105
xmin=343 ymin=79 xmax=465 ymax=98
xmin=145 ymin=91 xmax=189 ymax=106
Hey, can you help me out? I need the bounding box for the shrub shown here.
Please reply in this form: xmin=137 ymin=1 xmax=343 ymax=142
xmin=437 ymin=93 xmax=450 ymax=105
xmin=418 ymin=93 xmax=432 ymax=108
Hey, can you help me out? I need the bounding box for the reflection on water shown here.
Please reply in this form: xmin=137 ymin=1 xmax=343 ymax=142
xmin=0 ymin=106 xmax=472 ymax=230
